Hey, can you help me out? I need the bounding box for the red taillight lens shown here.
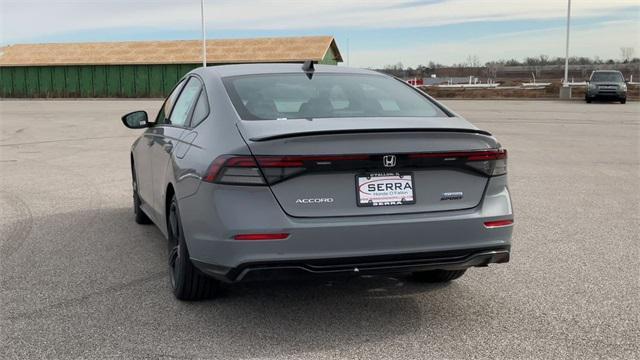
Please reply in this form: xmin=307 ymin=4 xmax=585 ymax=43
xmin=408 ymin=149 xmax=507 ymax=176
xmin=203 ymin=155 xmax=265 ymax=185
xmin=484 ymin=219 xmax=514 ymax=228
xmin=234 ymin=233 xmax=289 ymax=240
xmin=256 ymin=155 xmax=369 ymax=184
xmin=407 ymin=150 xmax=506 ymax=160
xmin=466 ymin=149 xmax=507 ymax=176
xmin=204 ymin=154 xmax=372 ymax=185
xmin=467 ymin=149 xmax=507 ymax=161
xmin=255 ymin=155 xmax=368 ymax=168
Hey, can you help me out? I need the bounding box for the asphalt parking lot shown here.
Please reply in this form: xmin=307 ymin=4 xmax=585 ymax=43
xmin=1 ymin=99 xmax=638 ymax=359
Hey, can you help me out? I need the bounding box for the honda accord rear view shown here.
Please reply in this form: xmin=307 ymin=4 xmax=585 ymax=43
xmin=121 ymin=63 xmax=513 ymax=300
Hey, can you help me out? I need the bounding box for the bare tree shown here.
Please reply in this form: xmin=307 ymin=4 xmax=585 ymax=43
xmin=484 ymin=61 xmax=499 ymax=80
xmin=539 ymin=54 xmax=549 ymax=66
xmin=621 ymin=47 xmax=635 ymax=62
xmin=465 ymin=54 xmax=481 ymax=67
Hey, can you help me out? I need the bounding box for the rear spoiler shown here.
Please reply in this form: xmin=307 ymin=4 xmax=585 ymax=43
xmin=249 ymin=128 xmax=492 ymax=142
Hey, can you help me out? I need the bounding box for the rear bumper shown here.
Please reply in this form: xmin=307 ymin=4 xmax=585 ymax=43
xmin=194 ymin=246 xmax=510 ymax=282
xmin=180 ymin=175 xmax=513 ymax=278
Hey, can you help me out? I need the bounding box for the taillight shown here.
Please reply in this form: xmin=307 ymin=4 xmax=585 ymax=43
xmin=203 ymin=155 xmax=265 ymax=185
xmin=466 ymin=149 xmax=507 ymax=176
xmin=204 ymin=150 xmax=507 ymax=185
xmin=408 ymin=149 xmax=507 ymax=176
xmin=203 ymin=154 xmax=370 ymax=185
xmin=258 ymin=155 xmax=369 ymax=184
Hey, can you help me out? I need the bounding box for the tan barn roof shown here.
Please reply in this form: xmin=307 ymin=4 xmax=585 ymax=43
xmin=0 ymin=36 xmax=342 ymax=67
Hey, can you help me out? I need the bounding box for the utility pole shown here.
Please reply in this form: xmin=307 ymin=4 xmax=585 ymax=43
xmin=560 ymin=0 xmax=572 ymax=99
xmin=201 ymin=0 xmax=207 ymax=68
xmin=563 ymin=0 xmax=571 ymax=85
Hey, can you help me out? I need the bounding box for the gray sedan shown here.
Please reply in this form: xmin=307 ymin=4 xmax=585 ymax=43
xmin=121 ymin=63 xmax=513 ymax=300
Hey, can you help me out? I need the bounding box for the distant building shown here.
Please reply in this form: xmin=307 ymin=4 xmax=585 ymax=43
xmin=0 ymin=36 xmax=342 ymax=98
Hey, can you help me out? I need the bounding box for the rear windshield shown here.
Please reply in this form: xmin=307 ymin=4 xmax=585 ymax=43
xmin=590 ymin=72 xmax=624 ymax=82
xmin=223 ymin=73 xmax=447 ymax=120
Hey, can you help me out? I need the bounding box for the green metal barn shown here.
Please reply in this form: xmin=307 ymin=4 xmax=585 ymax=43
xmin=0 ymin=36 xmax=342 ymax=98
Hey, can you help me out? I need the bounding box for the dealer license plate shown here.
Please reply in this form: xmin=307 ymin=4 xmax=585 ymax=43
xmin=356 ymin=172 xmax=416 ymax=207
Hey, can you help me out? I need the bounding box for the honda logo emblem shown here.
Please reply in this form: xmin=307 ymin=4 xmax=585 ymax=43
xmin=383 ymin=155 xmax=396 ymax=167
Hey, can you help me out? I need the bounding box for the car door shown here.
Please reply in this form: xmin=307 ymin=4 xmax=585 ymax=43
xmin=136 ymin=80 xmax=185 ymax=209
xmin=149 ymin=77 xmax=203 ymax=214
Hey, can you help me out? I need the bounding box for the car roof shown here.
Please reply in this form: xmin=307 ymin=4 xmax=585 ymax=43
xmin=592 ymin=70 xmax=622 ymax=73
xmin=193 ymin=63 xmax=385 ymax=78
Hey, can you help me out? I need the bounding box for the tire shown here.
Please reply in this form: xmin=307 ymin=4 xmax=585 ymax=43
xmin=585 ymin=97 xmax=592 ymax=103
xmin=410 ymin=269 xmax=467 ymax=283
xmin=620 ymin=98 xmax=626 ymax=104
xmin=167 ymin=195 xmax=220 ymax=300
xmin=132 ymin=166 xmax=152 ymax=225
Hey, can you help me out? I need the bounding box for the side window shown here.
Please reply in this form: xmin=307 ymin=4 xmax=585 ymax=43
xmin=168 ymin=78 xmax=202 ymax=127
xmin=189 ymin=89 xmax=209 ymax=127
xmin=156 ymin=80 xmax=185 ymax=125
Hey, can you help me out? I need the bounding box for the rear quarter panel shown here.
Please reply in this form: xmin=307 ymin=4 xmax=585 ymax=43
xmin=167 ymin=73 xmax=252 ymax=235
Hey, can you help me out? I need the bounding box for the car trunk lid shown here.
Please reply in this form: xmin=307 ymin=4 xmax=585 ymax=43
xmin=233 ymin=119 xmax=502 ymax=218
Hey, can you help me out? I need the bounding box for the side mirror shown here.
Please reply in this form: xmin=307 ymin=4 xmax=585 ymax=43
xmin=121 ymin=111 xmax=150 ymax=129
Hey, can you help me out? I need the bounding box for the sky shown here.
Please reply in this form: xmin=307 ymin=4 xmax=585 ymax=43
xmin=1 ymin=0 xmax=639 ymax=68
